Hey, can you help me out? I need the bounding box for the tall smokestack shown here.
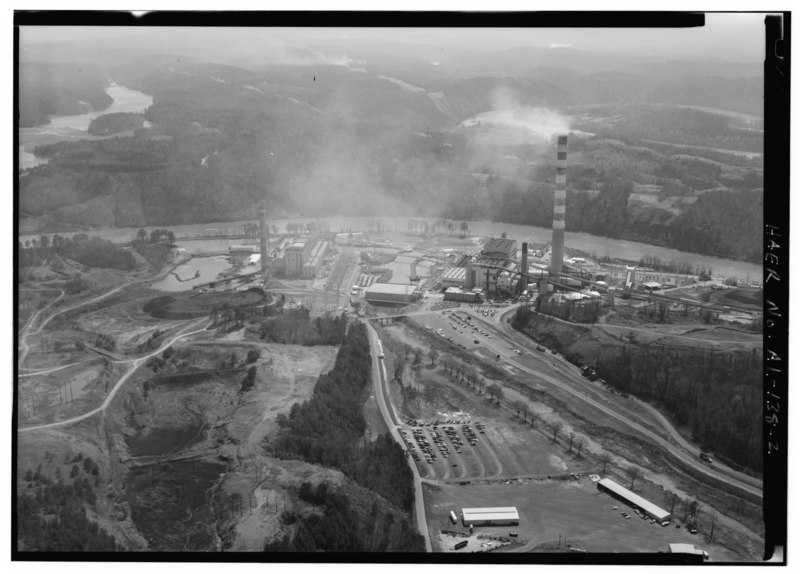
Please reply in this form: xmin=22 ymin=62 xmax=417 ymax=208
xmin=259 ymin=205 xmax=268 ymax=278
xmin=550 ymin=134 xmax=568 ymax=276
xmin=519 ymin=242 xmax=528 ymax=294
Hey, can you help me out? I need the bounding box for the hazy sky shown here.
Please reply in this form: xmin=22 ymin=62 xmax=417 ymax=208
xmin=18 ymin=12 xmax=771 ymax=63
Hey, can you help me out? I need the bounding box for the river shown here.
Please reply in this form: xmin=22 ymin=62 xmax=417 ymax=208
xmin=15 ymin=82 xmax=761 ymax=284
xmin=19 ymin=216 xmax=763 ymax=284
xmin=18 ymin=83 xmax=154 ymax=170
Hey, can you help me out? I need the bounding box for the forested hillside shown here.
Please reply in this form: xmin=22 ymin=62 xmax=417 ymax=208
xmin=19 ymin=62 xmax=112 ymax=127
xmin=268 ymin=322 xmax=424 ymax=551
xmin=596 ymin=346 xmax=762 ymax=472
xmin=18 ymin=53 xmax=763 ymax=262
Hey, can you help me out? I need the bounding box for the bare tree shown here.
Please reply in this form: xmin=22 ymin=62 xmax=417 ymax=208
xmin=665 ymin=491 xmax=679 ymax=514
xmin=709 ymin=510 xmax=717 ymax=542
xmin=574 ymin=436 xmax=585 ymax=457
xmin=567 ymin=431 xmax=575 ymax=453
xmin=428 ymin=348 xmax=439 ymax=366
xmin=519 ymin=403 xmax=530 ymax=423
xmin=529 ymin=410 xmax=540 ymax=428
xmin=494 ymin=385 xmax=504 ymax=405
xmin=626 ymin=466 xmax=643 ymax=490
xmin=548 ymin=420 xmax=564 ymax=443
xmin=599 ymin=452 xmax=612 ymax=474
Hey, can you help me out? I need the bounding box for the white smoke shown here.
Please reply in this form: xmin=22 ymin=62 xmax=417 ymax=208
xmin=485 ymin=86 xmax=571 ymax=141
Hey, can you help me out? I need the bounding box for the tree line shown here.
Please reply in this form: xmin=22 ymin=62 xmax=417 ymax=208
xmin=19 ymin=233 xmax=137 ymax=271
xmin=269 ymin=322 xmax=421 ymax=549
xmin=259 ymin=308 xmax=347 ymax=346
xmin=264 ymin=482 xmax=423 ymax=552
xmin=596 ymin=345 xmax=762 ymax=471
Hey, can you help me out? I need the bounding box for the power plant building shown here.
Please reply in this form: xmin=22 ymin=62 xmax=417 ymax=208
xmin=463 ymin=237 xmax=519 ymax=295
xmin=284 ymin=241 xmax=310 ymax=277
xmin=283 ymin=237 xmax=329 ymax=279
xmin=303 ymin=240 xmax=330 ymax=279
xmin=364 ymin=283 xmax=419 ymax=305
xmin=441 ymin=267 xmax=467 ymax=289
xmin=461 ymin=507 xmax=520 ymax=527
xmin=443 ymin=287 xmax=481 ymax=303
xmin=480 ymin=238 xmax=517 ymax=260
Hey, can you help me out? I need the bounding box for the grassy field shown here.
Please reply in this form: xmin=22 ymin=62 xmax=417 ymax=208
xmin=425 ymin=479 xmax=747 ymax=560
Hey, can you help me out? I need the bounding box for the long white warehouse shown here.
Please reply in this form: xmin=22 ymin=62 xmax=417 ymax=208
xmin=461 ymin=507 xmax=520 ymax=526
xmin=597 ymin=478 xmax=671 ymax=521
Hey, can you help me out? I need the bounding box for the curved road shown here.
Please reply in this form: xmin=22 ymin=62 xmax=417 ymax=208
xmin=376 ymin=305 xmax=761 ymax=498
xmin=18 ymin=318 xmax=209 ymax=433
xmin=470 ymin=306 xmax=762 ymax=497
xmin=18 ymin=289 xmax=65 ymax=366
xmin=364 ymin=321 xmax=432 ymax=552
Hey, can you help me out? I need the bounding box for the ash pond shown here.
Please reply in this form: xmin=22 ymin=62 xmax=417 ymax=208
xmin=151 ymin=256 xmax=232 ymax=291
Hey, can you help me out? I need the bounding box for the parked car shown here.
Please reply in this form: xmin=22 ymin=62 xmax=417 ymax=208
xmin=699 ymin=453 xmax=713 ymax=464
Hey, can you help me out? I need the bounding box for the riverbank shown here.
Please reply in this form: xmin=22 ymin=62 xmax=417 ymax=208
xmin=19 ymin=215 xmax=762 ymax=284
xmin=18 ymin=83 xmax=154 ymax=170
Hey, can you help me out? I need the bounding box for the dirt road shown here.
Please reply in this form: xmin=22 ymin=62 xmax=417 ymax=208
xmin=18 ymin=317 xmax=209 ymax=433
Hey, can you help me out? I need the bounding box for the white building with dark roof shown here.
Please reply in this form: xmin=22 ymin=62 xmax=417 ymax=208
xmin=461 ymin=507 xmax=520 ymax=526
xmin=597 ymin=478 xmax=671 ymax=521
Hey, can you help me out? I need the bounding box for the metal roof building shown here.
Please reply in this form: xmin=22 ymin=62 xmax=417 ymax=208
xmin=461 ymin=507 xmax=520 ymax=526
xmin=364 ymin=282 xmax=418 ymax=305
xmin=669 ymin=544 xmax=709 ymax=560
xmin=597 ymin=478 xmax=671 ymax=521
xmin=441 ymin=266 xmax=467 ymax=288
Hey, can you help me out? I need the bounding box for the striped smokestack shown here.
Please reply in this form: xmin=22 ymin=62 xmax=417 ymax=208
xmin=259 ymin=205 xmax=268 ymax=278
xmin=550 ymin=134 xmax=568 ymax=276
xmin=519 ymin=242 xmax=528 ymax=294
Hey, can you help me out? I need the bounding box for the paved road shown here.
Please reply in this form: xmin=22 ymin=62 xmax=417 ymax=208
xmin=18 ymin=318 xmax=209 ymax=433
xmin=471 ymin=306 xmax=763 ymax=498
xmin=364 ymin=321 xmax=432 ymax=552
xmin=374 ymin=304 xmax=761 ymax=498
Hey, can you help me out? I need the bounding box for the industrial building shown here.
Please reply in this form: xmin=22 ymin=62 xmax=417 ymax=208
xmin=481 ymin=237 xmax=517 ymax=260
xmin=596 ymin=478 xmax=671 ymax=521
xmin=441 ymin=267 xmax=467 ymax=289
xmin=461 ymin=236 xmax=521 ymax=296
xmin=303 ymin=240 xmax=329 ymax=279
xmin=282 ymin=237 xmax=329 ymax=279
xmin=443 ymin=287 xmax=481 ymax=303
xmin=284 ymin=241 xmax=309 ymax=277
xmin=364 ymin=282 xmax=419 ymax=305
xmin=461 ymin=507 xmax=520 ymax=527
xmin=464 ymin=257 xmax=509 ymax=292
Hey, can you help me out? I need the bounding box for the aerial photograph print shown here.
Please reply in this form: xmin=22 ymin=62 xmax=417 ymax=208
xmin=13 ymin=9 xmax=788 ymax=564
